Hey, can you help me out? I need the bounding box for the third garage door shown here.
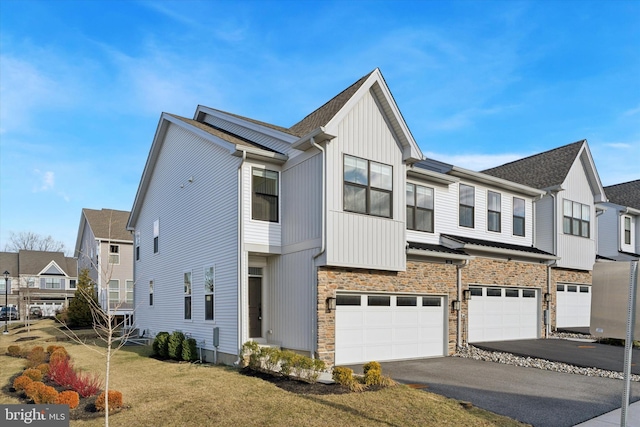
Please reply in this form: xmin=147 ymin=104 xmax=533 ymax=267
xmin=468 ymin=286 xmax=539 ymax=343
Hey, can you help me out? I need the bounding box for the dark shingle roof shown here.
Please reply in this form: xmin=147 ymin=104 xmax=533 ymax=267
xmin=604 ymin=180 xmax=640 ymax=210
xmin=407 ymin=242 xmax=468 ymax=255
xmin=83 ymin=208 xmax=132 ymax=241
xmin=288 ymin=70 xmax=375 ymax=137
xmin=168 ymin=114 xmax=283 ymax=154
xmin=441 ymin=234 xmax=555 ymax=256
xmin=0 ymin=252 xmax=19 ymax=276
xmin=482 ymin=140 xmax=585 ymax=189
xmin=17 ymin=250 xmax=76 ymax=276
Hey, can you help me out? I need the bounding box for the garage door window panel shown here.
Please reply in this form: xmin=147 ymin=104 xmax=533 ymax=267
xmin=422 ymin=297 xmax=442 ymax=307
xmin=505 ymin=289 xmax=519 ymax=297
xmin=337 ymin=295 xmax=362 ymax=306
xmin=487 ymin=288 xmax=502 ymax=297
xmin=368 ymin=295 xmax=391 ymax=306
xmin=522 ymin=290 xmax=536 ymax=298
xmin=397 ymin=296 xmax=417 ymax=306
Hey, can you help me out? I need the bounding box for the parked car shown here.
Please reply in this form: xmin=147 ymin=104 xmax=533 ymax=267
xmin=29 ymin=306 xmax=43 ymax=318
xmin=0 ymin=306 xmax=20 ymax=320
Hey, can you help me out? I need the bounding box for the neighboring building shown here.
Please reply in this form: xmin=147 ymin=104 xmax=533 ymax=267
xmin=597 ymin=179 xmax=640 ymax=261
xmin=127 ymin=69 xmax=587 ymax=367
xmin=0 ymin=250 xmax=77 ymax=318
xmin=75 ymin=208 xmax=134 ymax=317
xmin=483 ymin=140 xmax=607 ymax=331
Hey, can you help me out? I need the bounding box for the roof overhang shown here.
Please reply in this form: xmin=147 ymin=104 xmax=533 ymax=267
xmin=407 ymin=166 xmax=459 ymax=185
xmin=441 ymin=236 xmax=559 ymax=262
xmin=291 ymin=127 xmax=337 ymax=151
xmin=406 ymin=248 xmax=471 ymax=262
xmin=232 ymin=146 xmax=288 ymax=164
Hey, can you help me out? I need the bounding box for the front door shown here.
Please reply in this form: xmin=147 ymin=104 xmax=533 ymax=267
xmin=249 ymin=277 xmax=262 ymax=338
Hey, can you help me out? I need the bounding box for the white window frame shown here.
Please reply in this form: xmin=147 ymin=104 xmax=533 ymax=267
xmin=406 ymin=183 xmax=434 ymax=232
xmin=149 ymin=280 xmax=154 ymax=306
xmin=513 ymin=197 xmax=526 ymax=237
xmin=109 ymin=244 xmax=120 ymax=265
xmin=45 ymin=277 xmax=62 ymax=289
xmin=252 ymin=167 xmax=280 ymax=223
xmin=204 ymin=266 xmax=215 ymax=321
xmin=623 ymin=216 xmax=631 ymax=245
xmin=487 ymin=191 xmax=501 ymax=232
xmin=459 ymin=184 xmax=475 ymax=228
xmin=184 ymin=271 xmax=192 ymax=320
xmin=126 ymin=280 xmax=134 ymax=304
xmin=563 ymin=199 xmax=590 ymax=238
xmin=108 ymin=279 xmax=120 ymax=305
xmin=153 ymin=220 xmax=159 ymax=253
xmin=343 ymin=154 xmax=393 ymax=218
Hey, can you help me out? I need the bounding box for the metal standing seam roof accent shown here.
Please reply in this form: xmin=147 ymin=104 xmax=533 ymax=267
xmin=406 ymin=242 xmax=468 ymax=255
xmin=195 ymin=107 xmax=296 ymax=136
xmin=604 ymin=179 xmax=640 ymax=210
xmin=83 ymin=208 xmax=133 ymax=242
xmin=167 ymin=114 xmax=283 ymax=154
xmin=482 ymin=140 xmax=585 ymax=189
xmin=440 ymin=234 xmax=555 ymax=256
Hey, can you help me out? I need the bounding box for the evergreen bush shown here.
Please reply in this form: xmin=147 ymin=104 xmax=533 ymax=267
xmin=182 ymin=337 xmax=198 ymax=362
xmin=152 ymin=332 xmax=170 ymax=359
xmin=168 ymin=331 xmax=185 ymax=360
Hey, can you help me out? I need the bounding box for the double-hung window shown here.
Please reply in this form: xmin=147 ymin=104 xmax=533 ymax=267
xmin=135 ymin=231 xmax=140 ymax=261
xmin=126 ymin=280 xmax=134 ymax=304
xmin=184 ymin=272 xmax=192 ymax=320
xmin=563 ymin=200 xmax=590 ymax=237
xmin=343 ymin=155 xmax=392 ymax=218
xmin=459 ymin=184 xmax=475 ymax=228
xmin=513 ymin=197 xmax=525 ymax=237
xmin=109 ymin=245 xmax=120 ymax=264
xmin=406 ymin=183 xmax=434 ymax=232
xmin=487 ymin=191 xmax=501 ymax=232
xmin=45 ymin=278 xmax=61 ymax=289
xmin=204 ymin=266 xmax=215 ymax=320
xmin=109 ymin=280 xmax=119 ymax=306
xmin=149 ymin=280 xmax=154 ymax=306
xmin=252 ymin=168 xmax=279 ymax=222
xmin=153 ymin=220 xmax=159 ymax=253
xmin=624 ymin=216 xmax=631 ymax=245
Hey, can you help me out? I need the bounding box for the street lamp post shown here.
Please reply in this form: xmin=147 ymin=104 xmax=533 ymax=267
xmin=3 ymin=270 xmax=9 ymax=334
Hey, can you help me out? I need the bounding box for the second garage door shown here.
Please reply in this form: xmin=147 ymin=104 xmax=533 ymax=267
xmin=468 ymin=286 xmax=539 ymax=343
xmin=335 ymin=293 xmax=447 ymax=365
xmin=556 ymin=284 xmax=591 ymax=328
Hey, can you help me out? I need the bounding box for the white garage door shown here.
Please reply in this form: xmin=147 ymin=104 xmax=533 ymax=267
xmin=335 ymin=294 xmax=446 ymax=365
xmin=468 ymin=286 xmax=539 ymax=343
xmin=556 ymin=284 xmax=591 ymax=328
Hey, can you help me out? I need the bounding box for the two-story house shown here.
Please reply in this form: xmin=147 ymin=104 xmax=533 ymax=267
xmin=597 ymin=180 xmax=640 ymax=261
xmin=483 ymin=140 xmax=607 ymax=331
xmin=0 ymin=250 xmax=77 ymax=317
xmin=128 ymin=68 xmax=565 ymax=366
xmin=75 ymin=208 xmax=134 ymax=318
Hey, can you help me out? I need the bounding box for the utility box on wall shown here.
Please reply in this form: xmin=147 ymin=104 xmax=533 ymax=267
xmin=590 ymin=261 xmax=639 ymax=340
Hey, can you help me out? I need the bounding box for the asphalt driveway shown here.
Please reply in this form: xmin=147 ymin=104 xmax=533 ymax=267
xmin=344 ymin=340 xmax=640 ymax=427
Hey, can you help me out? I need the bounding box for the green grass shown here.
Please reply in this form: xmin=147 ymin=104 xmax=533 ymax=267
xmin=0 ymin=320 xmax=529 ymax=427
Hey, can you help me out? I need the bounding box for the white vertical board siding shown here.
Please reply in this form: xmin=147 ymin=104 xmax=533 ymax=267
xmin=535 ymin=195 xmax=554 ymax=254
xmin=557 ymin=160 xmax=597 ymax=270
xmin=132 ymin=123 xmax=240 ymax=357
xmin=325 ymin=90 xmax=406 ymax=271
xmin=243 ymin=161 xmax=282 ymax=248
xmin=281 ymin=153 xmax=322 ymax=247
xmin=434 ymin=179 xmax=535 ymax=247
xmin=267 ymin=249 xmax=317 ymax=352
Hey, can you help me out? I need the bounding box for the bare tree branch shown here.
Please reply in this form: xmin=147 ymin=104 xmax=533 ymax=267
xmin=4 ymin=231 xmax=66 ymax=253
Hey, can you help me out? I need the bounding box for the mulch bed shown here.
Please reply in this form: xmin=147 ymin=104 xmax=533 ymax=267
xmin=239 ymin=367 xmax=353 ymax=395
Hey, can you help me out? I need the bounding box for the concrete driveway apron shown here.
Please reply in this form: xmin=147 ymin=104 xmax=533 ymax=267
xmin=345 ymin=342 xmax=640 ymax=427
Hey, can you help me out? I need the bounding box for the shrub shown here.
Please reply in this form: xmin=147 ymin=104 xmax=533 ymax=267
xmin=46 ymin=345 xmax=65 ymax=355
xmin=364 ymin=368 xmax=383 ymax=385
xmin=56 ymin=390 xmax=80 ymax=409
xmin=26 ymin=346 xmax=47 ymax=368
xmin=49 ymin=358 xmax=77 ymax=389
xmin=23 ymin=368 xmax=43 ymax=382
xmin=332 ymin=366 xmax=355 ymax=385
xmin=362 ymin=361 xmax=381 ymax=375
xmin=7 ymin=345 xmax=21 ymax=357
xmin=49 ymin=348 xmax=70 ymax=365
xmin=25 ymin=381 xmax=59 ymax=404
xmin=95 ymin=390 xmax=123 ymax=412
xmin=260 ymin=347 xmax=282 ymax=372
xmin=152 ymin=332 xmax=170 ymax=359
xmin=182 ymin=337 xmax=198 ymax=362
xmin=13 ymin=375 xmax=33 ymax=392
xmin=71 ymin=370 xmax=102 ymax=397
xmin=65 ymin=268 xmax=98 ymax=327
xmin=36 ymin=363 xmax=50 ymax=377
xmin=241 ymin=341 xmax=261 ymax=369
xmin=278 ymin=350 xmax=300 ymax=376
xmin=168 ymin=331 xmax=185 ymax=360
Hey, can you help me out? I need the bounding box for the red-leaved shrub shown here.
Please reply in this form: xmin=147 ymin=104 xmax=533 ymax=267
xmin=48 ymin=358 xmax=77 ymax=389
xmin=71 ymin=370 xmax=102 ymax=397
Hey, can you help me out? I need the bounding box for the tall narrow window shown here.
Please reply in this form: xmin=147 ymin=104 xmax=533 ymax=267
xmin=406 ymin=183 xmax=434 ymax=232
xmin=153 ymin=220 xmax=159 ymax=253
xmin=135 ymin=231 xmax=140 ymax=261
xmin=109 ymin=245 xmax=120 ymax=264
xmin=184 ymin=272 xmax=192 ymax=320
xmin=252 ymin=168 xmax=279 ymax=222
xmin=563 ymin=200 xmax=590 ymax=237
xmin=624 ymin=216 xmax=631 ymax=245
xmin=513 ymin=197 xmax=525 ymax=236
xmin=459 ymin=184 xmax=475 ymax=228
xmin=109 ymin=280 xmax=120 ymax=307
xmin=487 ymin=191 xmax=501 ymax=232
xmin=204 ymin=266 xmax=215 ymax=320
xmin=149 ymin=280 xmax=154 ymax=306
xmin=126 ymin=280 xmax=134 ymax=304
xmin=344 ymin=155 xmax=392 ymax=218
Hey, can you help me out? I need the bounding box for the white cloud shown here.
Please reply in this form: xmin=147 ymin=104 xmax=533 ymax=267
xmin=33 ymin=169 xmax=55 ymax=192
xmin=604 ymin=142 xmax=633 ymax=149
xmin=423 ymin=151 xmax=526 ymax=172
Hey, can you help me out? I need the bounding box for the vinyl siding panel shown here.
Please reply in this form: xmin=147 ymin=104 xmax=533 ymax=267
xmin=405 ymin=180 xmax=451 ymax=245
xmin=132 ymin=123 xmax=240 ymax=357
xmin=596 ymin=203 xmax=620 ymax=257
xmin=535 ymin=195 xmax=554 ymax=254
xmin=557 ymin=159 xmax=597 ymax=270
xmin=325 ymin=90 xmax=406 ymax=271
xmin=77 ymin=221 xmax=99 ymax=285
xmin=243 ymin=161 xmax=282 ymax=249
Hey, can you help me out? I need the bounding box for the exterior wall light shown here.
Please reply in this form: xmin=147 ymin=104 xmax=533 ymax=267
xmin=463 ymin=290 xmax=472 ymax=301
xmin=326 ymin=296 xmax=336 ymax=313
xmin=451 ymin=300 xmax=461 ymax=311
xmin=544 ymin=292 xmax=552 ymax=303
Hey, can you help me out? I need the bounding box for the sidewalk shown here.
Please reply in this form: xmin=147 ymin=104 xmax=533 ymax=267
xmin=574 ymin=400 xmax=640 ymax=426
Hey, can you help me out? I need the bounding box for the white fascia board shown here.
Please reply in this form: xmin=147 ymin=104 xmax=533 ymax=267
xmin=232 ymin=146 xmax=288 ymax=164
xmin=74 ymin=213 xmax=88 ymax=256
xmin=37 ymin=260 xmax=66 ymax=277
xmin=461 ymin=244 xmax=559 ymax=261
xmin=450 ymin=166 xmax=545 ymax=197
xmin=578 ymin=142 xmax=607 ymax=203
xmin=196 ymin=105 xmax=298 ymax=144
xmin=407 ymin=166 xmax=459 ymax=185
xmin=291 ymin=127 xmax=336 ymax=150
xmin=406 ymin=248 xmax=471 ymax=262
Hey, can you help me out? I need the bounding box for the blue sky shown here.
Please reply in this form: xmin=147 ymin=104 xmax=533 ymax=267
xmin=1 ymin=0 xmax=639 ymax=254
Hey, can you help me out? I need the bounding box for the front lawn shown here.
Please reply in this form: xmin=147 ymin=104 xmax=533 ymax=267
xmin=0 ymin=320 xmax=529 ymax=426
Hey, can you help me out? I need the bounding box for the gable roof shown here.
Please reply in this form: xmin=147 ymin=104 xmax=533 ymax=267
xmin=0 ymin=250 xmax=78 ymax=277
xmin=83 ymin=209 xmax=132 ymax=242
xmin=604 ymin=179 xmax=640 ymax=210
xmin=482 ymin=140 xmax=584 ymax=189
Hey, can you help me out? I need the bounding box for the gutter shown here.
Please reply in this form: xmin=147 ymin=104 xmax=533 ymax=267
xmin=235 ymin=150 xmax=247 ymax=365
xmin=457 ymin=259 xmax=470 ymax=349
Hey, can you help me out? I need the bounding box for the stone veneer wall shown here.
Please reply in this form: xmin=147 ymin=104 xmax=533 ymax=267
xmin=316 ymin=261 xmax=458 ymax=366
xmin=462 ymin=257 xmax=549 ymax=339
xmin=550 ymin=268 xmax=592 ymax=330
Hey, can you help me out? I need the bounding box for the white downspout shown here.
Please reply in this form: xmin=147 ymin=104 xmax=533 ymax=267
xmin=310 ymin=137 xmax=326 ymax=360
xmin=235 ymin=150 xmax=247 ymax=365
xmin=457 ymin=259 xmax=469 ymax=349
